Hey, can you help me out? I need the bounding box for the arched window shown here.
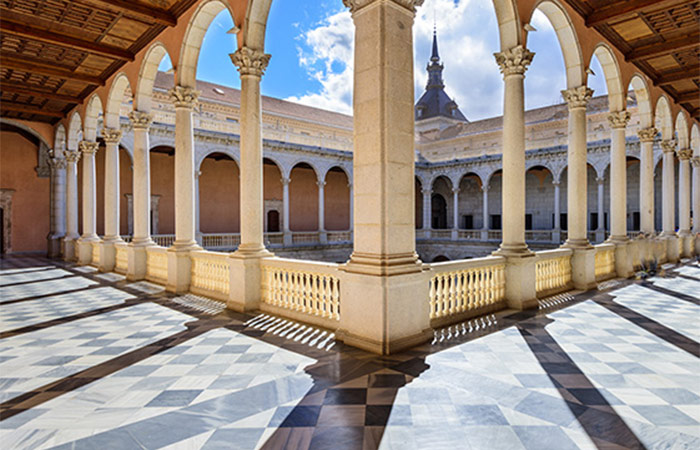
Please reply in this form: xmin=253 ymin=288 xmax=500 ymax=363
xmin=432 ymin=194 xmax=447 ymax=229
xmin=267 ymin=210 xmax=280 ymax=232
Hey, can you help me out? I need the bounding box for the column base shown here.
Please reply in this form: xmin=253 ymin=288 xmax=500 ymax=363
xmin=98 ymin=237 xmax=123 ymax=273
xmin=678 ymin=231 xmax=693 ymax=258
xmin=227 ymin=248 xmax=273 ymax=312
xmin=47 ymin=233 xmax=65 ymax=259
xmin=77 ymin=236 xmax=100 ymax=265
xmin=662 ymin=234 xmax=680 ymax=263
xmin=62 ymin=236 xmax=78 ymax=262
xmin=319 ymin=231 xmax=327 ymax=244
xmin=127 ymin=240 xmax=154 ymax=281
xmin=336 ymin=268 xmax=432 ymax=355
xmin=562 ymin=243 xmax=596 ymax=290
xmin=500 ymin=252 xmax=537 ymax=310
xmin=606 ymin=236 xmax=633 ymax=278
xmin=166 ymin=244 xmax=199 ymax=294
xmin=345 ymin=251 xmax=423 ymax=276
xmin=283 ymin=232 xmax=292 ymax=246
xmin=492 ymin=243 xmax=534 ymax=257
xmin=552 ymin=230 xmax=561 ymax=244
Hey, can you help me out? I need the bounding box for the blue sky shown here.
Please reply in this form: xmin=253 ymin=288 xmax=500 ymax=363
xmin=166 ymin=0 xmax=609 ymax=121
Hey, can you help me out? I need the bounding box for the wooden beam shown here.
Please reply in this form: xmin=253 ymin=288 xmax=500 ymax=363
xmin=0 ymin=83 xmax=80 ymax=103
xmin=586 ymin=0 xmax=681 ymax=27
xmin=0 ymin=54 xmax=103 ymax=85
xmin=0 ymin=19 xmax=134 ymax=61
xmin=86 ymin=0 xmax=177 ymax=27
xmin=676 ymin=91 xmax=699 ymax=103
xmin=626 ymin=32 xmax=700 ymax=62
xmin=657 ymin=68 xmax=700 ymax=85
xmin=1 ymin=103 xmax=65 ymax=118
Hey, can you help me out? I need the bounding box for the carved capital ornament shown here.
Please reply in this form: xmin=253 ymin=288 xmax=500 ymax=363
xmin=607 ymin=111 xmax=631 ymax=129
xmin=102 ymin=127 xmax=122 ymax=144
xmin=561 ymin=86 xmax=594 ymax=109
xmin=78 ymin=140 xmax=99 ymax=155
xmin=48 ymin=157 xmax=68 ymax=170
xmin=691 ymin=157 xmax=700 ymax=168
xmin=676 ymin=148 xmax=693 ymax=161
xmin=63 ymin=150 xmax=81 ymax=163
xmin=230 ymin=47 xmax=271 ymax=77
xmin=128 ymin=111 xmax=153 ymax=130
xmin=494 ymin=45 xmax=534 ymax=77
xmin=342 ymin=0 xmax=424 ymax=14
xmin=660 ymin=139 xmax=677 ymax=154
xmin=637 ymin=127 xmax=658 ymax=142
xmin=169 ymin=86 xmax=200 ymax=109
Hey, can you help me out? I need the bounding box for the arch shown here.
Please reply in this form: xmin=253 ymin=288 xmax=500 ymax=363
xmin=527 ymin=1 xmax=585 ymax=89
xmin=654 ymin=96 xmax=673 ymax=140
xmin=323 ymin=165 xmax=351 ymax=184
xmin=590 ymin=43 xmax=624 ymax=112
xmin=691 ymin=123 xmax=699 ymax=156
xmin=431 ymin=193 xmax=448 ymax=229
xmin=178 ymin=0 xmax=236 ymax=88
xmin=458 ymin=171 xmax=485 ymax=189
xmin=105 ymin=73 xmax=132 ymax=129
xmin=199 ymin=152 xmax=240 ymax=234
xmin=324 ymin=166 xmax=351 ymax=231
xmin=289 ymin=160 xmax=322 ymax=181
xmin=54 ymin=123 xmax=66 ymax=155
xmin=196 ymin=148 xmax=239 ymax=171
xmin=242 ymin=0 xmax=273 ymax=51
xmin=135 ymin=42 xmax=172 ymax=113
xmin=485 ymin=167 xmax=502 ymax=186
xmin=0 ymin=118 xmax=52 ymax=150
xmin=674 ymin=111 xmax=690 ymax=149
xmin=430 ymin=174 xmax=454 ymax=191
xmin=289 ymin=162 xmax=319 ymax=231
xmin=67 ymin=111 xmax=83 ymax=151
xmin=83 ymin=94 xmax=103 ymax=141
xmin=627 ymin=74 xmax=653 ymax=128
xmin=263 ymin=156 xmax=284 ymax=177
xmin=491 ymin=0 xmax=521 ymax=51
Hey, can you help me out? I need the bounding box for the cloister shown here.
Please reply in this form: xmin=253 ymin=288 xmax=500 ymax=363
xmin=1 ymin=0 xmax=699 ymax=448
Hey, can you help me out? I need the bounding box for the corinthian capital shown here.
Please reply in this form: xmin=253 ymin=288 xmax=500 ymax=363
xmin=676 ymin=148 xmax=693 ymax=161
xmin=128 ymin=111 xmax=153 ymax=130
xmin=48 ymin=157 xmax=68 ymax=170
xmin=561 ymin=86 xmax=593 ymax=109
xmin=343 ymin=0 xmax=424 ymax=14
xmin=102 ymin=127 xmax=122 ymax=144
xmin=230 ymin=47 xmax=271 ymax=77
xmin=63 ymin=149 xmax=81 ymax=163
xmin=607 ymin=111 xmax=631 ymax=129
xmin=494 ymin=45 xmax=535 ymax=77
xmin=78 ymin=140 xmax=99 ymax=155
xmin=169 ymin=86 xmax=199 ymax=109
xmin=637 ymin=127 xmax=658 ymax=142
xmin=691 ymin=157 xmax=700 ymax=168
xmin=661 ymin=139 xmax=677 ymax=154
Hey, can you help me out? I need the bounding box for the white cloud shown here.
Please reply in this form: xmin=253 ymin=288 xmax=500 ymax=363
xmin=289 ymin=0 xmax=574 ymax=121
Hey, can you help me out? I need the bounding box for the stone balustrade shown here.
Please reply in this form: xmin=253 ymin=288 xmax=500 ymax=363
xmin=487 ymin=230 xmax=502 ymax=241
xmin=260 ymin=257 xmax=341 ymax=330
xmin=535 ymin=248 xmax=573 ymax=297
xmin=458 ymin=230 xmax=481 ymax=240
xmin=292 ymin=232 xmax=320 ymax=245
xmin=431 ymin=230 xmax=452 ymax=239
xmin=594 ymin=243 xmax=616 ymax=281
xmin=190 ymin=250 xmax=230 ymax=301
xmin=91 ymin=242 xmax=100 ymax=267
xmin=327 ymin=231 xmax=351 ymax=243
xmin=146 ymin=246 xmax=168 ymax=284
xmin=265 ymin=232 xmax=284 ymax=245
xmin=152 ymin=234 xmax=176 ymax=247
xmin=428 ymin=256 xmax=506 ymax=327
xmin=201 ymin=233 xmax=240 ymax=250
xmin=115 ymin=244 xmax=128 ymax=274
xmin=526 ymin=230 xmax=554 ymax=242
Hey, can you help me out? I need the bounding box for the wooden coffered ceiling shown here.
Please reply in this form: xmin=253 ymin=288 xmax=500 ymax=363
xmin=564 ymin=0 xmax=700 ymax=120
xmin=0 ymin=0 xmax=198 ymax=125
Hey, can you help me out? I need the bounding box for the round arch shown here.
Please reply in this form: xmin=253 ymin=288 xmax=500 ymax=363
xmin=289 ymin=162 xmax=320 ymax=231
xmin=105 ymin=73 xmax=132 ymax=129
xmin=136 ymin=42 xmax=172 ymax=113
xmin=324 ymin=166 xmax=351 ymax=231
xmin=654 ymin=96 xmax=674 ymax=140
xmin=627 ymin=74 xmax=653 ymax=128
xmin=199 ymin=152 xmax=240 ymax=234
xmin=83 ymin=95 xmax=103 ymax=141
xmin=675 ymin=111 xmax=690 ymax=149
xmin=591 ymin=43 xmax=624 ymax=112
xmin=196 ymin=148 xmax=239 ymax=171
xmin=54 ymin=123 xmax=67 ymax=155
xmin=67 ymin=111 xmax=83 ymax=151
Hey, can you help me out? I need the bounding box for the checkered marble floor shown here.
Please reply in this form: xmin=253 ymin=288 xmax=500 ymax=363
xmin=0 ymin=255 xmax=699 ymax=449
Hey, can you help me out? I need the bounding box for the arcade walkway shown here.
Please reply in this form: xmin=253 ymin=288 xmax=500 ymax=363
xmin=1 ymin=256 xmax=699 ymax=449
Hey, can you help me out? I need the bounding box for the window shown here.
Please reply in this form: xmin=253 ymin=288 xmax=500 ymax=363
xmin=462 ymin=215 xmax=473 ymax=230
xmin=490 ymin=214 xmax=501 ymax=230
xmin=525 ymin=214 xmax=533 ymax=230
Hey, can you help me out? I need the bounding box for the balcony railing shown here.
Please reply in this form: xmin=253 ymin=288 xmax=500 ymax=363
xmin=594 ymin=243 xmax=616 ymax=281
xmin=146 ymin=246 xmax=168 ymax=285
xmin=115 ymin=244 xmax=128 ymax=274
xmin=292 ymin=232 xmax=320 ymax=245
xmin=535 ymin=249 xmax=573 ymax=297
xmin=327 ymin=231 xmax=352 ymax=243
xmin=428 ymin=256 xmax=506 ymax=327
xmin=201 ymin=233 xmax=240 ymax=250
xmin=152 ymin=234 xmax=175 ymax=247
xmin=190 ymin=250 xmax=230 ymax=301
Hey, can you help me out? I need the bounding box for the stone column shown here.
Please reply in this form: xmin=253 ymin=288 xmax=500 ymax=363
xmin=492 ymin=45 xmax=538 ymax=309
xmin=318 ymin=179 xmax=327 ymax=243
xmin=606 ymin=110 xmax=633 ymax=277
xmin=638 ymin=127 xmax=657 ymax=235
xmin=596 ymin=176 xmax=605 ymax=243
xmin=451 ymin=187 xmax=460 ymax=239
xmin=338 ymin=0 xmax=431 ymax=355
xmin=126 ymin=111 xmax=154 ymax=280
xmin=77 ymin=140 xmax=100 ymax=265
xmin=422 ymin=188 xmax=431 ymax=238
xmin=167 ymin=86 xmax=201 ymax=293
xmin=47 ymin=156 xmax=67 ymax=258
xmin=677 ymin=148 xmax=693 ymax=257
xmin=661 ymin=139 xmax=679 ymax=262
xmin=692 ymin=157 xmax=700 ymax=254
xmin=63 ymin=150 xmax=80 ymax=261
xmin=561 ymin=86 xmax=596 ymax=289
xmin=282 ymin=177 xmax=292 ymax=245
xmin=553 ymin=179 xmax=561 ymax=242
xmin=98 ymin=128 xmax=124 ymax=272
xmin=481 ymin=183 xmax=489 ymax=240
xmin=195 ymin=170 xmax=202 ymax=245
xmin=348 ymin=182 xmax=354 ymax=232
xmin=229 ymin=47 xmax=272 ymax=311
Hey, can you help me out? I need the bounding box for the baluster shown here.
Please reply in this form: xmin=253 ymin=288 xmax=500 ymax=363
xmin=429 ymin=277 xmax=436 ymax=318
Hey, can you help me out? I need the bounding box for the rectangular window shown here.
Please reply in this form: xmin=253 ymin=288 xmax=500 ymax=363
xmin=590 ymin=212 xmax=599 ymax=230
xmin=561 ymin=213 xmax=568 ymax=231
xmin=490 ymin=214 xmax=502 ymax=230
xmin=525 ymin=214 xmax=533 ymax=230
xmin=463 ymin=215 xmax=473 ymax=230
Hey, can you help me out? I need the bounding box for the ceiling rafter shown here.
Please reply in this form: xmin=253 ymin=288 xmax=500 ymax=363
xmin=0 ymin=103 xmax=65 ymax=118
xmin=0 ymin=18 xmax=134 ymax=61
xmin=0 ymin=83 xmax=80 ymax=103
xmin=85 ymin=0 xmax=177 ymax=27
xmin=1 ymin=54 xmax=103 ymax=85
xmin=626 ymin=32 xmax=700 ymax=62
xmin=586 ymin=0 xmax=682 ymax=27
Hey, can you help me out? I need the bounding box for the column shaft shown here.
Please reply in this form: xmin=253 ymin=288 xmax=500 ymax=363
xmin=318 ymin=180 xmax=326 ymax=232
xmin=129 ymin=112 xmax=153 ymax=244
xmin=452 ymin=188 xmax=459 ymax=230
xmin=482 ymin=185 xmax=489 ymax=230
xmin=103 ymin=129 xmax=122 ymax=240
xmin=692 ymin=157 xmax=700 ymax=235
xmin=282 ymin=178 xmax=290 ymax=233
xmin=171 ymin=87 xmax=198 ymax=248
xmin=553 ymin=182 xmax=561 ymax=229
xmin=79 ymin=141 xmax=99 ymax=239
xmin=422 ymin=190 xmax=431 ymax=231
xmin=65 ymin=153 xmax=79 ymax=240
xmin=608 ymin=112 xmax=630 ymax=239
xmin=661 ymin=140 xmax=677 ymax=235
xmin=677 ymin=149 xmax=692 ymax=233
xmin=638 ymin=128 xmax=657 ymax=234
xmin=597 ymin=178 xmax=605 ymax=232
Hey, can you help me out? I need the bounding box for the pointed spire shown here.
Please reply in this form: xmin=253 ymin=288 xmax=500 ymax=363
xmin=431 ymin=24 xmax=440 ymax=62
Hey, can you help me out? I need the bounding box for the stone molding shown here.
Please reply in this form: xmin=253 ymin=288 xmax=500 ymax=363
xmin=78 ymin=141 xmax=99 ymax=155
xmin=494 ymin=45 xmax=534 ymax=77
xmin=676 ymin=148 xmax=693 ymax=160
xmin=316 ymin=180 xmax=327 ymax=187
xmin=63 ymin=150 xmax=81 ymax=163
xmin=48 ymin=157 xmax=68 ymax=170
xmin=128 ymin=111 xmax=153 ymax=130
xmin=169 ymin=86 xmax=200 ymax=109
xmin=637 ymin=127 xmax=658 ymax=142
xmin=607 ymin=111 xmax=630 ymax=129
xmin=230 ymin=47 xmax=271 ymax=77
xmin=281 ymin=177 xmax=291 ymax=186
xmin=561 ymin=86 xmax=594 ymax=109
xmin=691 ymin=157 xmax=700 ymax=168
xmin=102 ymin=128 xmax=122 ymax=144
xmin=0 ymin=188 xmax=15 ymax=253
xmin=660 ymin=139 xmax=677 ymax=154
xmin=342 ymin=0 xmax=424 ymax=14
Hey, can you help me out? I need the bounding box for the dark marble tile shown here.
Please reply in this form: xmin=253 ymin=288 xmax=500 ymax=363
xmin=323 ymin=388 xmax=367 ymax=405
xmin=309 ymin=426 xmax=365 ymax=450
xmin=368 ymin=374 xmax=406 ymax=388
xmin=269 ymin=405 xmax=321 ymax=427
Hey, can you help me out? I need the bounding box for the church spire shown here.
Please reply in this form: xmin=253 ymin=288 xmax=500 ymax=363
xmin=431 ymin=25 xmax=440 ymax=62
xmin=426 ymin=27 xmax=444 ymax=89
